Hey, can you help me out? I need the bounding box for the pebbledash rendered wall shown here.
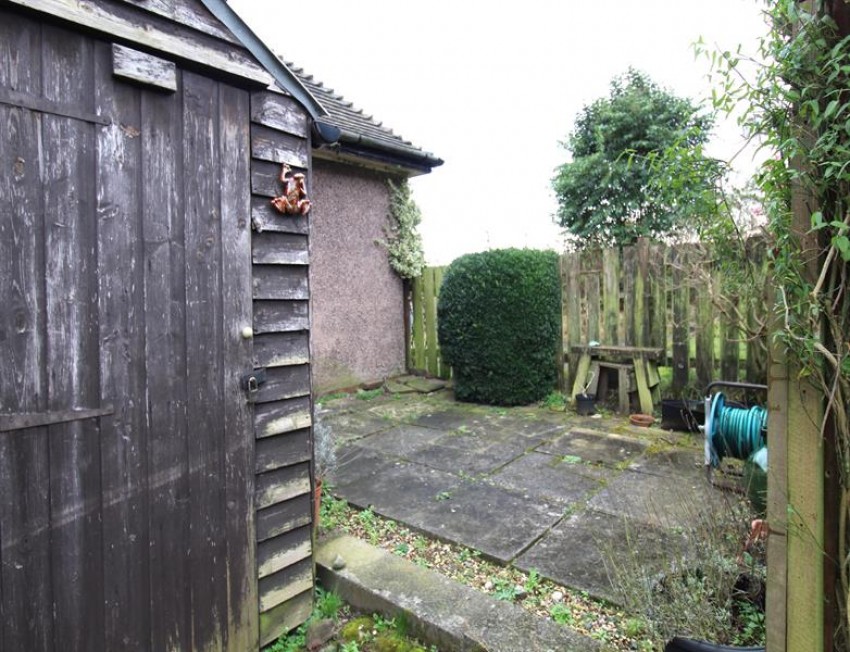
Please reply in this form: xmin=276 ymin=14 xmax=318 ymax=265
xmin=310 ymin=159 xmax=406 ymax=393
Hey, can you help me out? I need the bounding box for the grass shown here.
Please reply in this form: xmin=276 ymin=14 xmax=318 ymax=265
xmin=263 ymin=586 xmax=438 ymax=652
xmin=356 ymin=388 xmax=384 ymax=401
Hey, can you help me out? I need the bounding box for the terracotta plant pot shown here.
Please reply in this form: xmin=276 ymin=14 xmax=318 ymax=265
xmin=629 ymin=413 xmax=655 ymax=427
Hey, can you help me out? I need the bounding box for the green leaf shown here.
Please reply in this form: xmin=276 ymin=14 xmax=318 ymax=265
xmin=832 ymin=235 xmax=850 ymax=261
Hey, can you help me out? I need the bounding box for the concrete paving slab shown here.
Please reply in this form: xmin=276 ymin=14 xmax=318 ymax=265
xmin=384 ymin=379 xmax=418 ymax=394
xmin=537 ymin=428 xmax=648 ymax=467
xmin=515 ymin=509 xmax=681 ymax=603
xmin=588 ymin=468 xmax=727 ymax=529
xmin=428 ymin=429 xmax=493 ymax=452
xmin=334 ymin=458 xmax=461 ymax=524
xmin=487 ymin=452 xmax=606 ymax=506
xmin=412 ymin=408 xmax=485 ymax=430
xmin=319 ymin=409 xmax=395 ymax=443
xmin=317 ymin=534 xmax=600 ymax=652
xmin=332 ymin=444 xmax=398 ymax=487
xmin=483 ymin=418 xmax=567 ymax=447
xmin=414 ymin=441 xmax=527 ymax=477
xmin=627 ymin=448 xmax=705 ymax=478
xmin=355 ymin=424 xmax=448 ymax=459
xmin=404 ymin=377 xmax=448 ymax=393
xmin=416 ymin=481 xmax=565 ymax=563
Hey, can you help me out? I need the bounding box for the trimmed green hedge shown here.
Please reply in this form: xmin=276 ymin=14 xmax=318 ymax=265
xmin=437 ymin=248 xmax=561 ymax=406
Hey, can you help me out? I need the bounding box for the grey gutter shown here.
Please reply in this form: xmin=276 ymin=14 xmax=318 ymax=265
xmin=201 ymin=0 xmax=327 ymax=119
xmin=335 ymin=128 xmax=444 ymax=169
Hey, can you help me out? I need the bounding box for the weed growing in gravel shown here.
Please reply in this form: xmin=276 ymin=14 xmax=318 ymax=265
xmin=317 ymin=391 xmax=349 ymax=405
xmin=550 ymin=603 xmax=575 ymax=626
xmin=356 ymin=388 xmax=384 ymax=401
xmin=541 ymin=392 xmax=567 ymax=411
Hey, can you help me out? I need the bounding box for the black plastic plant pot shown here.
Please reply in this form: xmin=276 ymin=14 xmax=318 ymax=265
xmin=575 ymin=393 xmax=596 ymax=416
xmin=664 ymin=636 xmax=764 ymax=652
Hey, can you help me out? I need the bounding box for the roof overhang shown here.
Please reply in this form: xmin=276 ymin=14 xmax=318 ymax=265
xmin=206 ymin=0 xmax=327 ymax=119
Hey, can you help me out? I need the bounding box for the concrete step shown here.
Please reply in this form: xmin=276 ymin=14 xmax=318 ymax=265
xmin=316 ymin=534 xmax=600 ymax=652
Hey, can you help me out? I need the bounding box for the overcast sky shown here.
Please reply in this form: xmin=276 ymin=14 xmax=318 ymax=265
xmin=230 ymin=1 xmax=769 ymax=265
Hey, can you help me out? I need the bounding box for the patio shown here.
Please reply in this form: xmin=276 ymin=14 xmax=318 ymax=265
xmin=319 ymin=384 xmax=737 ymax=603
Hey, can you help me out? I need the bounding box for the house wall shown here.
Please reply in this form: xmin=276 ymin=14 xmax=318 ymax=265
xmin=310 ymin=159 xmax=406 ymax=393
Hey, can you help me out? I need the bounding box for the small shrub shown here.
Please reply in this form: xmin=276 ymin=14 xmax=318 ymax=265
xmin=437 ymin=248 xmax=561 ymax=406
xmin=601 ymin=496 xmax=765 ymax=647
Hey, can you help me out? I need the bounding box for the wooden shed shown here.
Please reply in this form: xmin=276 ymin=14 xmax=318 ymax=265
xmin=0 ymin=0 xmax=328 ymax=648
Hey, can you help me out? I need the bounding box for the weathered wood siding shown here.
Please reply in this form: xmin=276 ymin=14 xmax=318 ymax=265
xmin=249 ymin=88 xmax=315 ymax=646
xmin=0 ymin=5 xmax=282 ymax=650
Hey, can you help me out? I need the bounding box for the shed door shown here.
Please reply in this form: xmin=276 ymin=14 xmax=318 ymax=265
xmin=0 ymin=15 xmax=257 ymax=652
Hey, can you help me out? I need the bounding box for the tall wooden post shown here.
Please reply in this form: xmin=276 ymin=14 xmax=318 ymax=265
xmin=766 ymin=167 xmax=826 ymax=650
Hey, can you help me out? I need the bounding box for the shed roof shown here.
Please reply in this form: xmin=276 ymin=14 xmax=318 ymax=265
xmin=285 ymin=62 xmax=443 ymax=176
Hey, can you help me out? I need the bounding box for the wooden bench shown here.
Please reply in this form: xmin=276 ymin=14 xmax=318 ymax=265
xmin=569 ymin=345 xmax=663 ymax=414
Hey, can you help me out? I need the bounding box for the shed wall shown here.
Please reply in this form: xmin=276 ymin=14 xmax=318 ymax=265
xmin=0 ymin=10 xmax=259 ymax=651
xmin=249 ymin=89 xmax=315 ymax=646
xmin=310 ymin=160 xmax=406 ymax=393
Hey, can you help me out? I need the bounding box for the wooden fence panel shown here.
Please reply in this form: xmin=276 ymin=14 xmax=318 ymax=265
xmin=408 ymin=266 xmax=449 ymax=379
xmin=406 ymin=239 xmax=768 ymax=397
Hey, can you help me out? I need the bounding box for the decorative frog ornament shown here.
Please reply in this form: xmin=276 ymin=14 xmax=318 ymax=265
xmin=271 ymin=163 xmax=311 ymax=215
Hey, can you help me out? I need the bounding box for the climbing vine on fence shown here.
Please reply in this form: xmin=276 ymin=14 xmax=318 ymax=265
xmin=709 ymin=0 xmax=850 ymax=647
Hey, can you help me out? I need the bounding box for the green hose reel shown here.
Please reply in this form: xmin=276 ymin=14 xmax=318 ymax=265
xmin=704 ymin=391 xmax=768 ymax=514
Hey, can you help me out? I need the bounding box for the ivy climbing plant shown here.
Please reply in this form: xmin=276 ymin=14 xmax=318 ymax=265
xmin=709 ymin=1 xmax=850 ymax=647
xmin=380 ymin=179 xmax=426 ymax=279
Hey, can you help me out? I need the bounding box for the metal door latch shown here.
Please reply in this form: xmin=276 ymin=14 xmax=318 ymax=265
xmin=240 ymin=368 xmax=267 ymax=401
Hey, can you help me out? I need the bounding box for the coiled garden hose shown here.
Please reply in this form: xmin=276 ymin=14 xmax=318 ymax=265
xmin=704 ymin=392 xmax=767 ymax=468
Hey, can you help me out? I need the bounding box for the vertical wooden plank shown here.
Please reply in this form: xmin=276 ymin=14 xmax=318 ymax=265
xmin=720 ymin=290 xmax=740 ymax=383
xmin=617 ymin=368 xmax=629 ymax=414
xmin=746 ymin=293 xmax=767 ymax=384
xmin=42 ymin=27 xmax=104 ymax=652
xmin=671 ymin=248 xmax=689 ymax=393
xmin=432 ymin=267 xmax=449 ymax=379
xmin=633 ymin=238 xmax=649 ymax=346
xmin=650 ymin=245 xmax=667 ymax=360
xmin=622 ymin=246 xmax=636 ymax=346
xmin=411 ymin=273 xmax=426 ymax=372
xmin=93 ymin=41 xmax=150 ymax=651
xmin=695 ymin=271 xmax=715 ymax=391
xmin=766 ymin=326 xmax=788 ymax=652
xmin=424 ymin=266 xmax=439 ymax=376
xmin=403 ymin=279 xmax=413 ymax=371
xmin=563 ymin=253 xmax=582 ymax=390
xmin=219 ymin=83 xmax=258 ymax=652
xmin=633 ymin=356 xmax=653 ymax=414
xmin=570 ymin=354 xmax=592 ymax=400
xmin=142 ymin=73 xmax=192 ymax=652
xmin=585 ymin=253 xmax=600 ymax=344
xmin=183 ymin=71 xmax=225 ymax=652
xmin=0 ymin=14 xmax=52 ymax=651
xmin=785 ymin=375 xmax=824 ymax=652
xmin=602 ymin=247 xmax=620 ymax=345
